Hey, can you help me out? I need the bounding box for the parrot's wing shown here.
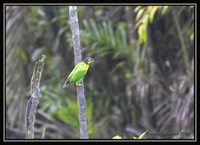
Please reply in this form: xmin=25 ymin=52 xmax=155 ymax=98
xmin=63 ymin=63 xmax=81 ymax=88
xmin=67 ymin=63 xmax=82 ymax=79
xmin=69 ymin=62 xmax=89 ymax=84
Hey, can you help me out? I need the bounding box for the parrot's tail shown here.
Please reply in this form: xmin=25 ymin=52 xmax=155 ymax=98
xmin=63 ymin=80 xmax=70 ymax=88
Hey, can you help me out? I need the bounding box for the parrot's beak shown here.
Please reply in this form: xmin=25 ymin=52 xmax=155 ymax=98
xmin=88 ymin=59 xmax=94 ymax=65
xmin=91 ymin=59 xmax=94 ymax=67
xmin=84 ymin=57 xmax=94 ymax=65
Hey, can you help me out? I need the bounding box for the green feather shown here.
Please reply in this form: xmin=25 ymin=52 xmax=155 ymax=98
xmin=63 ymin=62 xmax=90 ymax=88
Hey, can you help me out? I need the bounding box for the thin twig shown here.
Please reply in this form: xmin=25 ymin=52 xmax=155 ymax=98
xmin=172 ymin=7 xmax=190 ymax=70
xmin=69 ymin=6 xmax=89 ymax=139
xmin=25 ymin=54 xmax=46 ymax=139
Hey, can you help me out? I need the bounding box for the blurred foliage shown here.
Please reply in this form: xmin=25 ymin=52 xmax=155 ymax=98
xmin=133 ymin=130 xmax=148 ymax=139
xmin=135 ymin=6 xmax=169 ymax=44
xmin=112 ymin=135 xmax=122 ymax=139
xmin=53 ymin=99 xmax=95 ymax=138
xmin=112 ymin=130 xmax=148 ymax=139
xmin=6 ymin=5 xmax=194 ymax=139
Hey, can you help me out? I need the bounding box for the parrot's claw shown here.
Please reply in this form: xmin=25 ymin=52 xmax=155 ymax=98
xmin=76 ymin=83 xmax=84 ymax=87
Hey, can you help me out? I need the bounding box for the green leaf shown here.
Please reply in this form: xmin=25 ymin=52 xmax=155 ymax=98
xmin=112 ymin=135 xmax=122 ymax=139
xmin=108 ymin=21 xmax=115 ymax=47
xmin=133 ymin=136 xmax=137 ymax=139
xmin=102 ymin=21 xmax=110 ymax=44
xmin=134 ymin=6 xmax=142 ymax=12
xmin=161 ymin=6 xmax=169 ymax=15
xmin=14 ymin=47 xmax=28 ymax=64
xmin=115 ymin=61 xmax=125 ymax=69
xmin=138 ymin=13 xmax=148 ymax=44
xmin=58 ymin=26 xmax=67 ymax=36
xmin=138 ymin=24 xmax=147 ymax=44
xmin=138 ymin=24 xmax=143 ymax=43
xmin=125 ymin=71 xmax=132 ymax=79
xmin=142 ymin=16 xmax=148 ymax=43
xmin=119 ymin=25 xmax=127 ymax=50
xmin=83 ymin=19 xmax=89 ymax=30
xmin=149 ymin=6 xmax=158 ymax=23
xmin=91 ymin=19 xmax=101 ymax=41
xmin=133 ymin=130 xmax=148 ymax=139
xmin=136 ymin=8 xmax=145 ymax=22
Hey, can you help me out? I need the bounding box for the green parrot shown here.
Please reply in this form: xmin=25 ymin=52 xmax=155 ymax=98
xmin=63 ymin=57 xmax=94 ymax=88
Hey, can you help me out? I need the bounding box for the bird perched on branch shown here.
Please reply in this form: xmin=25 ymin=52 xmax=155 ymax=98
xmin=63 ymin=57 xmax=94 ymax=88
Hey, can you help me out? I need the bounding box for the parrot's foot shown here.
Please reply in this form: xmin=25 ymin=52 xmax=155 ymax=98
xmin=76 ymin=83 xmax=84 ymax=87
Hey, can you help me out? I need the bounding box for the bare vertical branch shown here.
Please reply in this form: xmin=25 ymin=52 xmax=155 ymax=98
xmin=25 ymin=55 xmax=46 ymax=139
xmin=69 ymin=6 xmax=89 ymax=139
